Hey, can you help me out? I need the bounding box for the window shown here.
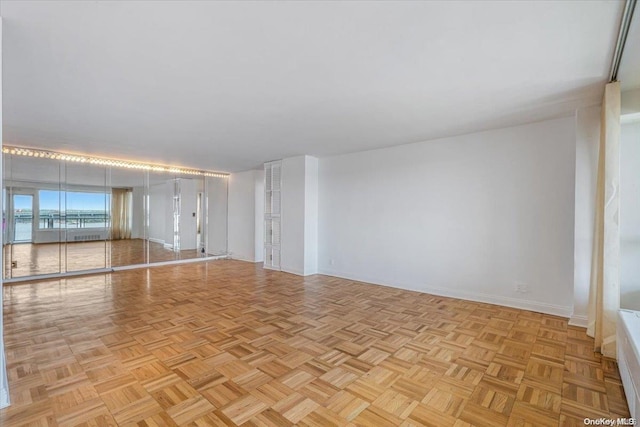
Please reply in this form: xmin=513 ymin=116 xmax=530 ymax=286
xmin=38 ymin=190 xmax=110 ymax=229
xmin=38 ymin=190 xmax=63 ymax=229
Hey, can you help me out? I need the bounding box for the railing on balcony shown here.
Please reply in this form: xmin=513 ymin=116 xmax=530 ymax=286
xmin=37 ymin=212 xmax=110 ymax=229
xmin=12 ymin=211 xmax=110 ymax=242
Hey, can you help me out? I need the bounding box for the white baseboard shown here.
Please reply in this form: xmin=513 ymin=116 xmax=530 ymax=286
xmin=318 ymin=268 xmax=573 ymax=318
xmin=569 ymin=314 xmax=588 ymax=328
xmin=229 ymin=254 xmax=257 ymax=263
xmin=113 ymin=254 xmax=228 ymax=271
xmin=148 ymin=238 xmax=164 ymax=245
xmin=281 ymin=266 xmax=305 ymax=276
xmin=227 ymin=253 xmax=266 ymax=264
xmin=281 ymin=266 xmax=319 ymax=277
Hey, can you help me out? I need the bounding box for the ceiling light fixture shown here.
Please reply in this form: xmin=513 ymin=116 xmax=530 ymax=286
xmin=2 ymin=146 xmax=229 ymax=178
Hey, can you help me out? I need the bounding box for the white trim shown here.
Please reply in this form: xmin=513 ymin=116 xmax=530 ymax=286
xmin=148 ymin=237 xmax=164 ymax=245
xmin=281 ymin=266 xmax=317 ymax=277
xmin=282 ymin=268 xmax=303 ymax=276
xmin=229 ymin=255 xmax=258 ymax=263
xmin=569 ymin=314 xmax=589 ymax=328
xmin=281 ymin=266 xmax=305 ymax=276
xmin=227 ymin=257 xmax=264 ymax=271
xmin=3 ymin=255 xmax=229 ymax=282
xmin=3 ymin=268 xmax=112 ymax=283
xmin=318 ymin=268 xmax=573 ymax=318
xmin=111 ymin=255 xmax=228 ymax=271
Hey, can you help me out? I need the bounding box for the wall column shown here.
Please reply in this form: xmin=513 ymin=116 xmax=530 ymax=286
xmin=281 ymin=155 xmax=318 ymax=276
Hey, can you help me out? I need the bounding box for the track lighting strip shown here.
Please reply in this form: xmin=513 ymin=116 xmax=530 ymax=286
xmin=2 ymin=146 xmax=228 ymax=178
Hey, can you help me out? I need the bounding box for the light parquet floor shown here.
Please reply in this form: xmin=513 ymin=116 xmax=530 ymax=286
xmin=0 ymin=260 xmax=630 ymax=426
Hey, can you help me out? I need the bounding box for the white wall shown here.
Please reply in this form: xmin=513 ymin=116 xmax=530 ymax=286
xmin=622 ymin=88 xmax=640 ymax=115
xmin=228 ymin=170 xmax=260 ymax=262
xmin=304 ymin=157 xmax=319 ymax=275
xmin=572 ymin=105 xmax=600 ymax=325
xmin=281 ymin=155 xmax=319 ymax=276
xmin=620 ymin=121 xmax=640 ymax=310
xmin=318 ymin=117 xmax=576 ymax=316
xmin=227 ymin=169 xmax=265 ymax=263
xmin=281 ymin=157 xmax=306 ymax=274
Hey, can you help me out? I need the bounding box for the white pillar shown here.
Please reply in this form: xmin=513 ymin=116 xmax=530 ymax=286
xmin=281 ymin=155 xmax=318 ymax=276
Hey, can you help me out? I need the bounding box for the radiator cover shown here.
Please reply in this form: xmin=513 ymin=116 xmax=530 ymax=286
xmin=618 ymin=309 xmax=640 ymax=420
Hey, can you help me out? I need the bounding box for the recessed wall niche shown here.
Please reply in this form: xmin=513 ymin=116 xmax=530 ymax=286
xmin=2 ymin=147 xmax=228 ymax=280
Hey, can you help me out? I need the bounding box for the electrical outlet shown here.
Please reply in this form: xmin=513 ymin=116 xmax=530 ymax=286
xmin=515 ymin=282 xmax=529 ymax=293
xmin=329 ymin=259 xmax=335 ymax=266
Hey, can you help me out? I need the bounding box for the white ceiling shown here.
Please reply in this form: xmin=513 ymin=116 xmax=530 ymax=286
xmin=1 ymin=1 xmax=625 ymax=172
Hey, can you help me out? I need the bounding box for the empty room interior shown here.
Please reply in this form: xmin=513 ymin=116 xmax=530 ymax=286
xmin=1 ymin=1 xmax=640 ymax=426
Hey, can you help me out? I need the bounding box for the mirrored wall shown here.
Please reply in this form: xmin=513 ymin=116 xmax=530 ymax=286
xmin=2 ymin=150 xmax=228 ymax=280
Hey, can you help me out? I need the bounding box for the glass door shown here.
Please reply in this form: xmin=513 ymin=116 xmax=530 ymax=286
xmin=12 ymin=194 xmax=34 ymax=243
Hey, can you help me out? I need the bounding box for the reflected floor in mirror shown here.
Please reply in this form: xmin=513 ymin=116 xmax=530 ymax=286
xmin=3 ymin=239 xmax=206 ymax=278
xmin=0 ymin=260 xmax=630 ymax=426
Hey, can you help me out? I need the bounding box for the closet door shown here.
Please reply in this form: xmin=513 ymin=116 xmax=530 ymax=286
xmin=264 ymin=161 xmax=281 ymax=270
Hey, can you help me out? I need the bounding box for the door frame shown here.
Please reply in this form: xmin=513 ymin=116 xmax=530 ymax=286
xmin=8 ymin=188 xmax=36 ymax=244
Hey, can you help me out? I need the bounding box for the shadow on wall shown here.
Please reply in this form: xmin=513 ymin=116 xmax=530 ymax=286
xmin=621 ymin=240 xmax=640 ymax=310
xmin=623 ymin=291 xmax=640 ymax=311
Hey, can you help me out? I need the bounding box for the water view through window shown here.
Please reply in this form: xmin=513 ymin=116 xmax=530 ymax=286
xmin=12 ymin=194 xmax=33 ymax=242
xmin=12 ymin=190 xmax=110 ymax=241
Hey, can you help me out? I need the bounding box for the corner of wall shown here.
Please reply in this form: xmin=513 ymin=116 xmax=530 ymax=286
xmin=303 ymin=156 xmax=319 ymax=276
xmin=254 ymin=169 xmax=265 ymax=263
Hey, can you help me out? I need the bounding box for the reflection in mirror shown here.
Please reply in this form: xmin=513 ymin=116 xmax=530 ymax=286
xmin=3 ymin=154 xmax=63 ymax=278
xmin=63 ymin=162 xmax=108 ymax=273
xmin=148 ymin=171 xmax=179 ymax=263
xmin=206 ymin=176 xmax=228 ymax=256
xmin=174 ymin=173 xmax=205 ymax=260
xmin=2 ymin=146 xmax=229 ymax=279
xmin=109 ymin=168 xmax=147 ymax=267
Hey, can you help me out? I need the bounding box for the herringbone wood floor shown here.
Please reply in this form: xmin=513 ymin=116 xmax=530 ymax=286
xmin=0 ymin=260 xmax=630 ymax=426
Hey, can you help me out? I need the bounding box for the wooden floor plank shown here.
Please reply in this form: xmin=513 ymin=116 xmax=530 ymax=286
xmin=0 ymin=259 xmax=630 ymax=426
